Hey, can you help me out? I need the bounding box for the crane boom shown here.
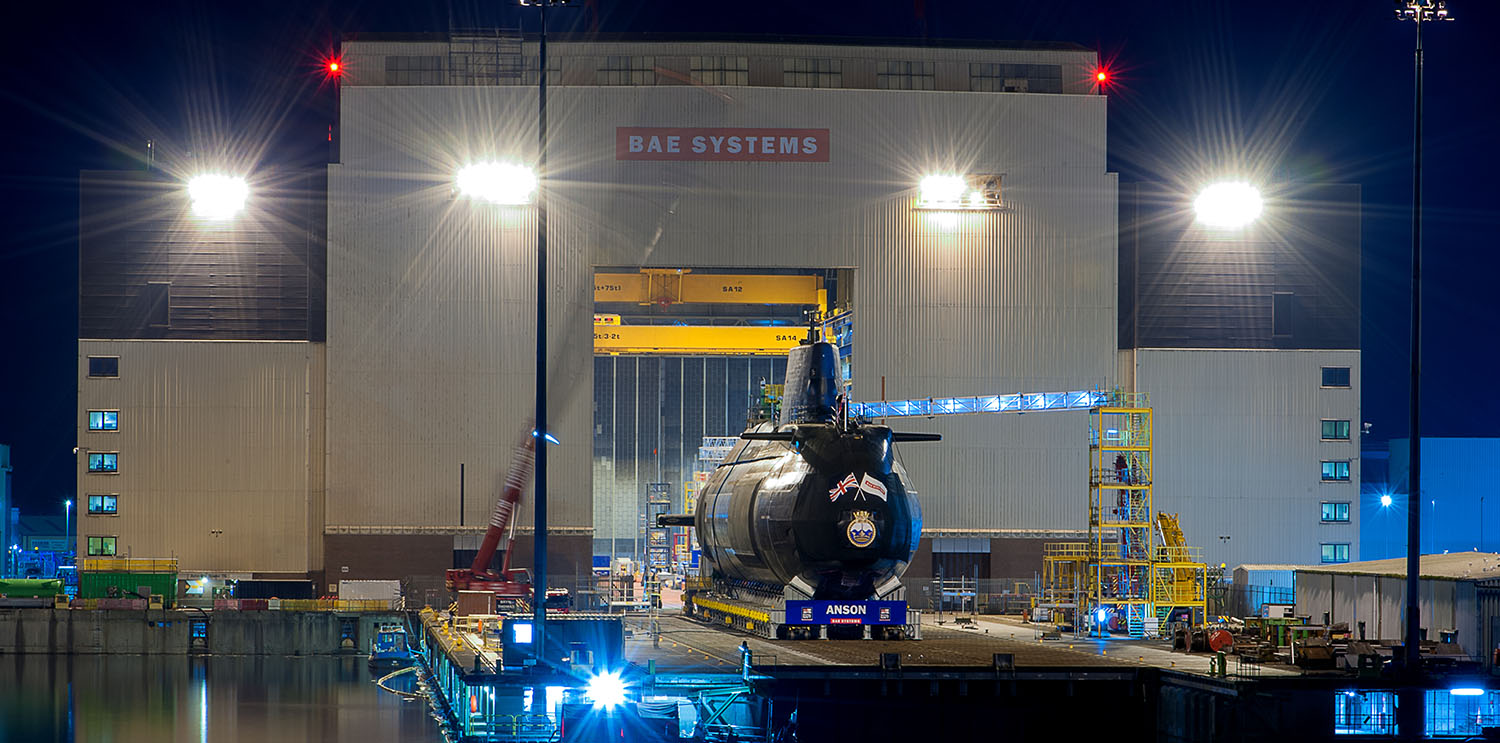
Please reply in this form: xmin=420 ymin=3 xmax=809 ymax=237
xmin=445 ymin=427 xmax=537 ymax=596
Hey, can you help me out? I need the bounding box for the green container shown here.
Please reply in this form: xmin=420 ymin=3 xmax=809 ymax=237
xmin=79 ymin=572 xmax=177 ymax=607
xmin=0 ymin=578 xmax=64 ymax=599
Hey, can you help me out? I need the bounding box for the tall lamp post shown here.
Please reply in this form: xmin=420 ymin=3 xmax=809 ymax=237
xmin=519 ymin=0 xmax=569 ymax=669
xmin=64 ymin=499 xmax=72 ymax=560
xmin=1394 ymin=0 xmax=1451 ymax=684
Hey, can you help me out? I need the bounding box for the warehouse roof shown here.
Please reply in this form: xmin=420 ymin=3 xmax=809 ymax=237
xmin=1235 ymin=564 xmax=1307 ymax=573
xmin=1296 ymin=553 xmax=1500 ymax=581
xmin=343 ymin=31 xmax=1094 ymax=52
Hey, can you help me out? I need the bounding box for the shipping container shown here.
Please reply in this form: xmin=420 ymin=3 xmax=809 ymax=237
xmin=79 ymin=572 xmax=176 ymax=607
xmin=0 ymin=579 xmax=64 ymax=598
xmin=338 ymin=579 xmax=402 ymax=604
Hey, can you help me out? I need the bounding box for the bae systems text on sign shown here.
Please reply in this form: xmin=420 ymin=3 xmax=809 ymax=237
xmin=616 ymin=127 xmax=830 ymax=162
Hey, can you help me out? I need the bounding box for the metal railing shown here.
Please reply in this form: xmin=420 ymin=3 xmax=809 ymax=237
xmin=81 ymin=558 xmax=178 ymax=573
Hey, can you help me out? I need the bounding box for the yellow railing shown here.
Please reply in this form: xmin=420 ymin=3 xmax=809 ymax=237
xmin=1043 ymin=542 xmax=1095 ymax=560
xmin=276 ymin=599 xmax=395 ymax=611
xmin=82 ymin=558 xmax=178 ymax=573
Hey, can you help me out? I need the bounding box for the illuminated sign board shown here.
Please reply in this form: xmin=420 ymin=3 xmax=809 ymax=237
xmin=785 ymin=600 xmax=908 ymax=625
xmin=616 ymin=128 xmax=830 ymax=162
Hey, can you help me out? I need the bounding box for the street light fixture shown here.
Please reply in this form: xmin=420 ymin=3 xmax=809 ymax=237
xmin=1193 ymin=182 xmax=1263 ymax=229
xmin=1394 ymin=0 xmax=1453 ymax=688
xmin=187 ymin=174 xmax=249 ymax=219
xmin=64 ymin=499 xmax=72 ymax=558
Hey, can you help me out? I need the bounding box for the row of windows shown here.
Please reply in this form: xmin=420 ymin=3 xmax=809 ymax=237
xmin=784 ymin=57 xmax=841 ymax=88
xmin=877 ymin=60 xmax=935 ymax=90
xmin=968 ymin=62 xmax=1063 ymax=94
xmin=691 ymin=56 xmax=749 ymax=86
xmin=598 ymin=55 xmax=657 ymax=86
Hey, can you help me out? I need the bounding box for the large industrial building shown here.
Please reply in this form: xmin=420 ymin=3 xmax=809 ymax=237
xmin=76 ymin=33 xmax=1360 ymax=594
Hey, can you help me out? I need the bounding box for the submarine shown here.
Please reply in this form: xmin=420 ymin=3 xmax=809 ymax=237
xmin=658 ymin=324 xmax=937 ymax=639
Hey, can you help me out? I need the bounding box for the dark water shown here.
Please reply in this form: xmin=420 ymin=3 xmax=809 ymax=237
xmin=0 ymin=655 xmax=447 ymax=743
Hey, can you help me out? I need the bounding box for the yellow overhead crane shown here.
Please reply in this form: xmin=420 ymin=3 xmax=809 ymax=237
xmin=593 ymin=269 xmax=828 ymax=355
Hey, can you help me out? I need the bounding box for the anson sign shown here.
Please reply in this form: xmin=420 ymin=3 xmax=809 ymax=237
xmin=784 ymin=600 xmax=907 ymax=625
xmin=616 ymin=127 xmax=830 ymax=162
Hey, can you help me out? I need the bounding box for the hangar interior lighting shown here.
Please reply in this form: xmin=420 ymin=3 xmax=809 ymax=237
xmin=1381 ymin=494 xmax=1393 ymax=508
xmin=457 ymin=162 xmax=537 ymax=205
xmin=585 ymin=670 xmax=627 ymax=710
xmin=187 ymin=174 xmax=250 ymax=219
xmin=1193 ymin=182 xmax=1263 ymax=229
xmin=1450 ymin=688 xmax=1485 ymax=696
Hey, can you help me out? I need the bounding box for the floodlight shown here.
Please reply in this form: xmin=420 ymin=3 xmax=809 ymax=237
xmin=187 ymin=174 xmax=250 ymax=219
xmin=918 ymin=175 xmax=968 ymax=207
xmin=1095 ymin=608 xmax=1107 ymax=623
xmin=585 ymin=670 xmax=627 ymax=710
xmin=532 ymin=429 xmax=560 ymax=445
xmin=457 ymin=162 xmax=537 ymax=205
xmin=1193 ymin=182 xmax=1263 ymax=229
xmin=1380 ymin=495 xmax=1393 ymax=508
xmin=1450 ymin=688 xmax=1485 ymax=696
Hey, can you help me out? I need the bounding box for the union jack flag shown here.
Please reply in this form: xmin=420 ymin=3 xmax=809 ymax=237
xmin=829 ymin=473 xmax=858 ymax=501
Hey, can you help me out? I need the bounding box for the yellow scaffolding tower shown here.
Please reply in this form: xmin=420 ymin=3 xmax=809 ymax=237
xmin=1039 ymin=390 xmax=1208 ymax=638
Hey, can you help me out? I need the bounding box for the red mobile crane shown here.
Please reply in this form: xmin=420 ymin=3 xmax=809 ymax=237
xmin=445 ymin=428 xmax=569 ymax=609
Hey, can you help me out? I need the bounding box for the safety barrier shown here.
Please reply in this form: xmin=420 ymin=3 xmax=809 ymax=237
xmin=60 ymin=597 xmax=400 ymax=612
xmin=81 ymin=558 xmax=179 ymax=573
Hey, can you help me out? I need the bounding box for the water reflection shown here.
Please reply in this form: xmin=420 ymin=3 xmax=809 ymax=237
xmin=0 ymin=655 xmax=446 ymax=743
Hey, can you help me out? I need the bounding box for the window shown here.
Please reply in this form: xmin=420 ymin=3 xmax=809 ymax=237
xmin=783 ymin=58 xmax=841 ymax=88
xmin=692 ymin=56 xmax=748 ymax=86
xmin=87 ymin=536 xmax=118 ymax=557
xmin=384 ymin=55 xmax=444 ymax=85
xmin=88 ymin=356 xmax=119 ymax=378
xmin=87 ymin=494 xmax=118 ymax=515
xmin=1321 ymin=419 xmax=1351 ymax=441
xmin=1321 ymin=502 xmax=1350 ymax=523
xmin=877 ymin=60 xmax=935 ymax=90
xmin=88 ymin=411 xmax=119 ymax=432
xmin=1272 ymin=292 xmax=1294 ymax=337
xmin=597 ymin=56 xmax=656 ymax=86
xmin=1320 ymin=543 xmax=1350 ymax=563
xmin=1321 ymin=460 xmax=1351 ymax=482
xmin=1322 ymin=366 xmax=1351 ymax=387
xmin=87 ymin=452 xmax=118 ymax=473
xmin=969 ymin=62 xmax=1062 ymax=93
xmin=145 ymin=281 xmax=170 ymax=328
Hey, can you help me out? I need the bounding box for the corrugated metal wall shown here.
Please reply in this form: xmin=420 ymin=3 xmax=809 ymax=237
xmin=1297 ymin=572 xmax=1477 ymax=654
xmin=76 ymin=340 xmax=325 ymax=574
xmin=1131 ymin=349 xmax=1360 ymax=567
xmin=327 ymin=81 xmax=1116 ymax=536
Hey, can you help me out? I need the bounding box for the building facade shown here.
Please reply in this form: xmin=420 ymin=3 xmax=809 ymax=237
xmin=76 ymin=33 xmax=1360 ymax=590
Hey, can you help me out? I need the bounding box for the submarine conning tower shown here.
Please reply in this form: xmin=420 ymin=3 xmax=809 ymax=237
xmin=779 ymin=336 xmax=841 ymax=426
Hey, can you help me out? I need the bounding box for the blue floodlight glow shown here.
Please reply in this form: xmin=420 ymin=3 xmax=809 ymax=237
xmin=511 ymin=621 xmax=534 ymax=644
xmin=1380 ymin=494 xmax=1393 ymax=508
xmin=1450 ymin=688 xmax=1485 ymax=696
xmin=586 ymin=670 xmax=628 ymax=710
xmin=532 ymin=430 xmax=560 ymax=445
xmin=1096 ymin=608 xmax=1107 ymax=623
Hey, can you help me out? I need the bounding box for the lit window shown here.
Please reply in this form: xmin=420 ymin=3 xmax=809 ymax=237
xmin=88 ymin=357 xmax=119 ymax=378
xmin=1322 ymin=366 xmax=1351 ymax=388
xmin=88 ymin=411 xmax=119 ymax=432
xmin=87 ymin=495 xmax=118 ymax=515
xmin=1321 ymin=502 xmax=1350 ymax=523
xmin=877 ymin=60 xmax=935 ymax=91
xmin=1321 ymin=461 xmax=1351 ymax=482
xmin=87 ymin=452 xmax=118 ymax=473
xmin=87 ymin=536 xmax=118 ymax=557
xmin=968 ymin=62 xmax=1061 ymax=93
xmin=1321 ymin=420 xmax=1351 ymax=441
xmin=597 ymin=56 xmax=656 ymax=86
xmin=693 ymin=56 xmax=749 ymax=86
xmin=783 ymin=58 xmax=841 ymax=88
xmin=1321 ymin=543 xmax=1350 ymax=563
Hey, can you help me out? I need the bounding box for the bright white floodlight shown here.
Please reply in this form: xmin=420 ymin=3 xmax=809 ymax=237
xmin=1381 ymin=494 xmax=1394 ymax=508
xmin=187 ymin=174 xmax=249 ymax=219
xmin=585 ymin=670 xmax=628 ymax=710
xmin=1194 ymin=182 xmax=1263 ymax=229
xmin=918 ymin=174 xmax=968 ymax=207
xmin=457 ymin=162 xmax=537 ymax=205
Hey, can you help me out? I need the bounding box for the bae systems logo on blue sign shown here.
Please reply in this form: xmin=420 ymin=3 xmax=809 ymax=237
xmin=785 ymin=600 xmax=907 ymax=625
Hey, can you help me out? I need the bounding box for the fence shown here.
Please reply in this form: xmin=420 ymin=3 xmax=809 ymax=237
xmin=1221 ymin=583 xmax=1294 ymax=619
xmin=904 ymin=577 xmax=1040 ymax=614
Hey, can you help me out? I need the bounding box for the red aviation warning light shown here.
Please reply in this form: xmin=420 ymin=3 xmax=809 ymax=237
xmin=1096 ymin=70 xmax=1107 ymax=83
xmin=328 ymin=61 xmax=340 ymax=73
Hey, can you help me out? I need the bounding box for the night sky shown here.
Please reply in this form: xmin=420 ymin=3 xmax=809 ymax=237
xmin=2 ymin=0 xmax=1495 ymax=516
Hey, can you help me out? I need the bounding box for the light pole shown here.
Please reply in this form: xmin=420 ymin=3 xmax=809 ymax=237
xmin=1394 ymin=0 xmax=1451 ymax=685
xmin=519 ymin=0 xmax=570 ymax=669
xmin=64 ymin=499 xmax=72 ymax=560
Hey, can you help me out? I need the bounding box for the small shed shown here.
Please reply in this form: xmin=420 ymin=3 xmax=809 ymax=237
xmin=1295 ymin=552 xmax=1500 ymax=665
